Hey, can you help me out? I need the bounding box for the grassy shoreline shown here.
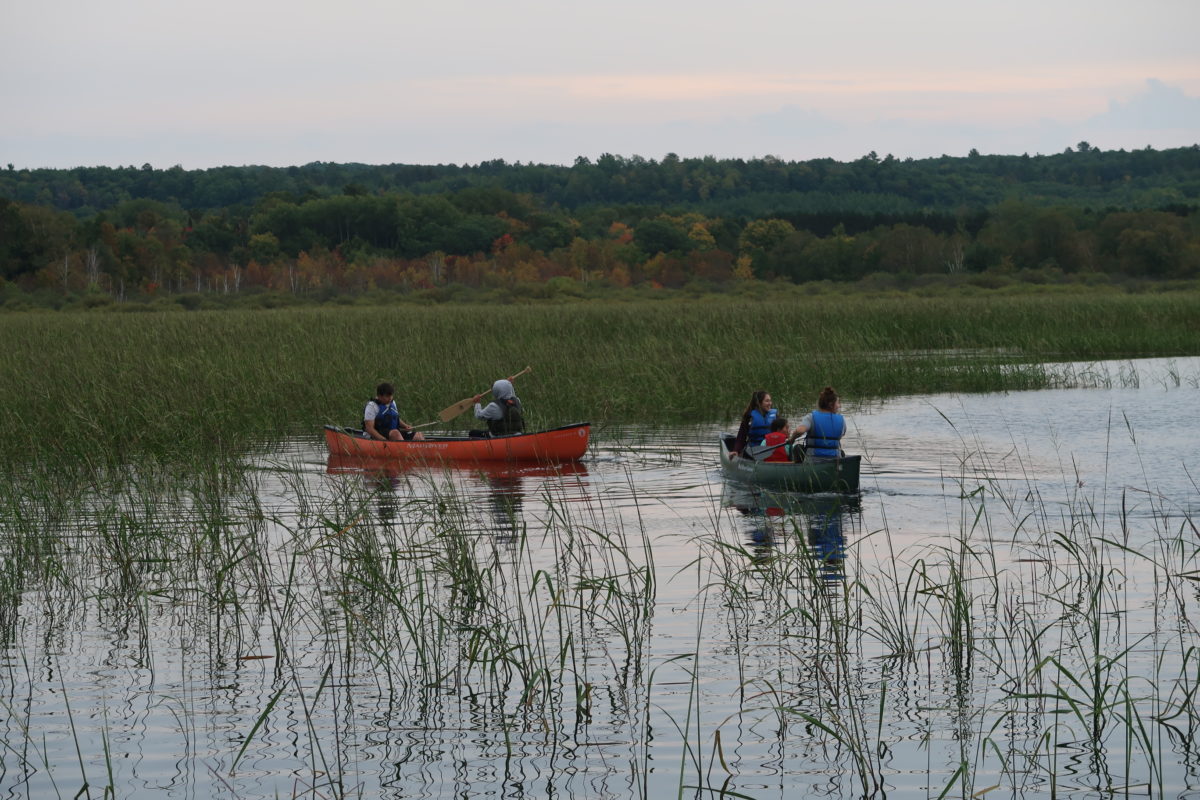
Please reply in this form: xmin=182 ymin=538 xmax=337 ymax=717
xmin=2 ymin=292 xmax=1197 ymax=465
xmin=4 ymin=271 xmax=1199 ymax=314
xmin=1 ymin=293 xmax=1197 ymax=795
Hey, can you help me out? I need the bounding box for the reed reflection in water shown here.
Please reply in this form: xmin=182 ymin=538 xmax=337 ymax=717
xmin=722 ymin=482 xmax=862 ymax=584
xmin=3 ymin=357 xmax=1200 ymax=799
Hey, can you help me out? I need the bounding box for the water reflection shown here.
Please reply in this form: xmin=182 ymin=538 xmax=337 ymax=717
xmin=325 ymin=453 xmax=589 ymax=538
xmin=8 ymin=358 xmax=1199 ymax=800
xmin=478 ymin=471 xmax=524 ymax=543
xmin=722 ymin=483 xmax=862 ymax=582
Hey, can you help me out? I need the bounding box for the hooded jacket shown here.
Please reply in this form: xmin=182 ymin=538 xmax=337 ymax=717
xmin=474 ymin=379 xmax=525 ymax=434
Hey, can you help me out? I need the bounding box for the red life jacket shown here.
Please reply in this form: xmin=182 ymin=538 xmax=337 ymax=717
xmin=762 ymin=431 xmax=789 ymax=462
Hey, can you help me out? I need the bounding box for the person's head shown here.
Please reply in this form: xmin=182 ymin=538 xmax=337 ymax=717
xmin=770 ymin=417 xmax=789 ymax=435
xmin=742 ymin=390 xmax=772 ymax=421
xmin=376 ymin=382 xmax=395 ymax=402
xmin=817 ymin=386 xmax=840 ymax=412
xmin=491 ymin=379 xmax=516 ymax=402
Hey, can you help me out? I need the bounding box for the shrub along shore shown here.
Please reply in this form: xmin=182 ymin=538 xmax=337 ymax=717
xmin=2 ymin=290 xmax=1197 ymax=467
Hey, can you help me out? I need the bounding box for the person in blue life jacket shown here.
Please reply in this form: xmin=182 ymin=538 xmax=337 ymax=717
xmin=732 ymin=390 xmax=777 ymax=457
xmin=471 ymin=379 xmax=525 ymax=436
xmin=363 ymin=382 xmax=424 ymax=442
xmin=795 ymin=386 xmax=847 ymax=459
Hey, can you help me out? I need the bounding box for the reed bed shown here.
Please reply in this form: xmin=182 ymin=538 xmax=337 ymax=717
xmin=0 ymin=454 xmax=672 ymax=797
xmin=1 ymin=292 xmax=1197 ymax=466
xmin=2 ymin=295 xmax=1199 ymax=797
xmin=1 ymin=426 xmax=1198 ymax=797
xmin=695 ymin=439 xmax=1200 ymax=797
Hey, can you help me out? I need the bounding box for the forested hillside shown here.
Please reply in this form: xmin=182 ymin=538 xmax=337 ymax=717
xmin=2 ymin=144 xmax=1198 ymax=306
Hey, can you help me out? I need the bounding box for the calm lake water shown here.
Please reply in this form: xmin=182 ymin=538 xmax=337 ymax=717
xmin=2 ymin=357 xmax=1199 ymax=799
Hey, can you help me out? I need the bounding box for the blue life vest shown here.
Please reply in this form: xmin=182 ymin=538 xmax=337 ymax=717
xmin=366 ymin=399 xmax=400 ymax=435
xmin=805 ymin=411 xmax=845 ymax=458
xmin=747 ymin=408 xmax=778 ymax=446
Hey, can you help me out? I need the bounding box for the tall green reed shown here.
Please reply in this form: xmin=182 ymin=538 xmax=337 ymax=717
xmin=3 ymin=293 xmax=1197 ymax=469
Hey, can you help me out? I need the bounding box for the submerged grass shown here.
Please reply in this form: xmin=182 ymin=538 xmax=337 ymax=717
xmin=2 ymin=293 xmax=1199 ymax=797
xmin=2 ymin=418 xmax=1199 ymax=797
xmin=0 ymin=460 xmax=658 ymax=796
xmin=1 ymin=292 xmax=1197 ymax=466
xmin=698 ymin=417 xmax=1200 ymax=798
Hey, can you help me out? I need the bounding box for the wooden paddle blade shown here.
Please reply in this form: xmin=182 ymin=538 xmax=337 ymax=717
xmin=438 ymin=367 xmax=530 ymax=423
xmin=438 ymin=396 xmax=476 ymax=422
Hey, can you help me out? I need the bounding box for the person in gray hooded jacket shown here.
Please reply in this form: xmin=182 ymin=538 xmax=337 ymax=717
xmin=472 ymin=379 xmax=525 ymax=435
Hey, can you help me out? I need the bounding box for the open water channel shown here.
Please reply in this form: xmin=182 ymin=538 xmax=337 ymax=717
xmin=2 ymin=357 xmax=1199 ymax=799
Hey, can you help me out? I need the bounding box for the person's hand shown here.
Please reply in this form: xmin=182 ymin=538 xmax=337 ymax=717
xmin=473 ymin=394 xmax=483 ymax=403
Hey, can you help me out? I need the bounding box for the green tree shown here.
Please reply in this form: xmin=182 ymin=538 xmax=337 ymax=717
xmin=1098 ymin=211 xmax=1192 ymax=277
xmin=634 ymin=218 xmax=691 ymax=257
xmin=739 ymin=218 xmax=797 ymax=271
xmin=874 ymin=224 xmax=944 ymax=274
xmin=247 ymin=233 xmax=282 ymax=264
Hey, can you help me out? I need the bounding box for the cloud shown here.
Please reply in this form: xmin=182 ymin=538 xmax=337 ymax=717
xmin=1088 ymin=79 xmax=1200 ymax=131
xmin=6 ymin=73 xmax=1199 ymax=169
xmin=750 ymin=105 xmax=847 ymax=138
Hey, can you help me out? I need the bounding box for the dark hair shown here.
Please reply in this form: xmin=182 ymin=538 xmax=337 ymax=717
xmin=740 ymin=390 xmax=769 ymax=424
xmin=817 ymin=386 xmax=839 ymax=411
xmin=376 ymin=382 xmax=395 ymax=397
xmin=770 ymin=417 xmax=788 ymax=432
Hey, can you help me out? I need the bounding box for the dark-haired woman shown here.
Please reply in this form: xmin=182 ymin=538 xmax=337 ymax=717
xmin=732 ymin=390 xmax=777 ymax=457
xmin=796 ymin=386 xmax=847 ymax=458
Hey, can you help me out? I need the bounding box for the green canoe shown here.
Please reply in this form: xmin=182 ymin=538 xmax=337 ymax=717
xmin=719 ymin=434 xmax=861 ymax=493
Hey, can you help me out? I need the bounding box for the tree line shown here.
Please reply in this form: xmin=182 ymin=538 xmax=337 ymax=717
xmin=1 ymin=144 xmax=1198 ymax=303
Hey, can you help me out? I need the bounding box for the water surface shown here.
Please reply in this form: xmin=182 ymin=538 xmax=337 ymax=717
xmin=2 ymin=357 xmax=1198 ymax=799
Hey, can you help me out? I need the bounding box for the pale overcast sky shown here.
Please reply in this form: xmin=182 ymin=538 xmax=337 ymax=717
xmin=2 ymin=0 xmax=1198 ymax=169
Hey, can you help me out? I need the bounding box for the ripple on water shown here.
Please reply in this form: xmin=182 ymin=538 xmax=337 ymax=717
xmin=4 ymin=361 xmax=1199 ymax=799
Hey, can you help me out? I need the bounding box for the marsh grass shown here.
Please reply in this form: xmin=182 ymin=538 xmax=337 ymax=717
xmin=2 ymin=460 xmax=654 ymax=794
xmin=688 ymin=410 xmax=1200 ymax=798
xmin=2 ymin=293 xmax=1197 ymax=468
xmin=3 ymin=392 xmax=1200 ymax=796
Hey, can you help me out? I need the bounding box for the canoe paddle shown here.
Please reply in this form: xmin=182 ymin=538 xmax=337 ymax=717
xmin=437 ymin=366 xmax=532 ymax=423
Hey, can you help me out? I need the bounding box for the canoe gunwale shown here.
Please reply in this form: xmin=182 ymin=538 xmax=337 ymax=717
xmin=718 ymin=433 xmax=861 ymax=493
xmin=323 ymin=422 xmax=590 ymax=462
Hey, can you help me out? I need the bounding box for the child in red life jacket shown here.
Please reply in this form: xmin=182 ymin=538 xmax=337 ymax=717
xmin=762 ymin=417 xmax=800 ymax=462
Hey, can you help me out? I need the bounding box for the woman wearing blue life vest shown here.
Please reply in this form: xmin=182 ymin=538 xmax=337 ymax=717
xmin=796 ymin=386 xmax=847 ymax=458
xmin=732 ymin=390 xmax=777 ymax=457
xmin=364 ymin=382 xmax=424 ymax=442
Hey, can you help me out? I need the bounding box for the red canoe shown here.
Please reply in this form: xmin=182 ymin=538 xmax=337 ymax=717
xmin=323 ymin=423 xmax=590 ymax=462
